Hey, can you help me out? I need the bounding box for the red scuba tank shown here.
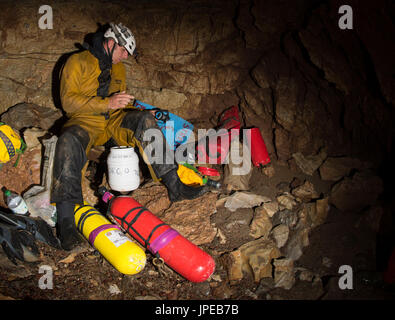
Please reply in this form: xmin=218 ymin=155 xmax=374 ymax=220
xmin=246 ymin=127 xmax=271 ymax=167
xmin=195 ymin=106 xmax=241 ymax=164
xmin=100 ymin=188 xmax=215 ymax=283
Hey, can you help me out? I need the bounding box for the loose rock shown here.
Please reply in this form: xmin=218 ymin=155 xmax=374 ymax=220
xmin=108 ymin=284 xmax=122 ymax=295
xmin=249 ymin=207 xmax=272 ymax=239
xmin=281 ymin=224 xmax=310 ymax=261
xmin=224 ymin=192 xmax=271 ymax=212
xmin=291 ymin=180 xmax=319 ymax=202
xmin=262 ymin=165 xmax=275 ymax=178
xmin=223 ymin=238 xmax=281 ymax=282
xmin=296 ymin=267 xmax=315 ymax=282
xmin=276 ymin=192 xmax=298 ymax=210
xmin=330 ymin=171 xmax=383 ymax=212
xmin=0 ymin=103 xmax=62 ymax=131
xmin=261 ymin=201 xmax=279 ymax=218
xmin=271 ymin=224 xmax=290 ymax=248
xmin=319 ymin=157 xmax=372 ymax=181
xmin=292 ymin=149 xmax=327 ymax=176
xmin=273 ymin=258 xmax=295 ymax=290
xmin=313 ymin=197 xmax=330 ymax=227
xmin=223 ymin=140 xmax=253 ymax=191
xmin=272 ymin=209 xmax=299 ymax=229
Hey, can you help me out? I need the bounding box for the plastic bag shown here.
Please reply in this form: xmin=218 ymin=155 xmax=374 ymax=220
xmin=223 ymin=139 xmax=252 ymax=192
xmin=24 ymin=136 xmax=57 ymax=227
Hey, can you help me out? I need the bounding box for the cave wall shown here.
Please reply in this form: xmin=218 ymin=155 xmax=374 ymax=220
xmin=0 ymin=0 xmax=393 ymax=165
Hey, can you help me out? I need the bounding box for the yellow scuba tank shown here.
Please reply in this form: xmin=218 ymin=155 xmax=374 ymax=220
xmin=74 ymin=203 xmax=146 ymax=275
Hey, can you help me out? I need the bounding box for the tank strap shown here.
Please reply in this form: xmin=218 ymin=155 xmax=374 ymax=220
xmin=75 ymin=205 xmax=101 ymax=234
xmin=88 ymin=223 xmax=120 ymax=246
xmin=113 ymin=205 xmax=168 ymax=257
xmin=149 ymin=228 xmax=179 ymax=254
xmin=146 ymin=222 xmax=167 ymax=248
xmin=114 ymin=206 xmax=147 ymax=247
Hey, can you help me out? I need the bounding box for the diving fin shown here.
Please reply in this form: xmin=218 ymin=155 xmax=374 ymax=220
xmin=0 ymin=222 xmax=40 ymax=265
xmin=0 ymin=211 xmax=60 ymax=249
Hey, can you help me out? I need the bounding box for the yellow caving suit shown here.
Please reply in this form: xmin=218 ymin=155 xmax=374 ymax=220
xmin=60 ymin=49 xmax=128 ymax=147
xmin=51 ymin=49 xmax=176 ymax=205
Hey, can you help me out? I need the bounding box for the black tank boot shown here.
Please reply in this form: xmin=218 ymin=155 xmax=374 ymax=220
xmin=160 ymin=168 xmax=209 ymax=202
xmin=51 ymin=125 xmax=90 ymax=205
xmin=56 ymin=201 xmax=84 ymax=251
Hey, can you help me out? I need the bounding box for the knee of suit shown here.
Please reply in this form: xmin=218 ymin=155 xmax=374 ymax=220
xmin=57 ymin=125 xmax=91 ymax=153
xmin=121 ymin=110 xmax=158 ymax=140
xmin=51 ymin=126 xmax=91 ymax=204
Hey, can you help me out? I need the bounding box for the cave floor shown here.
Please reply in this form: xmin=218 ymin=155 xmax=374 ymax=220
xmin=0 ymin=160 xmax=394 ymax=301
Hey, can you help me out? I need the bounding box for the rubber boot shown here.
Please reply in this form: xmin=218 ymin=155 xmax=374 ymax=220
xmin=56 ymin=202 xmax=84 ymax=251
xmin=160 ymin=167 xmax=209 ymax=202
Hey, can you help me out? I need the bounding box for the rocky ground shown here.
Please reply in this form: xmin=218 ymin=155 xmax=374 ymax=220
xmin=0 ymin=155 xmax=394 ymax=300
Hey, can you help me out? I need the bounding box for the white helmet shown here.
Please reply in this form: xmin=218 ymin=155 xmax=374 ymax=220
xmin=104 ymin=22 xmax=136 ymax=56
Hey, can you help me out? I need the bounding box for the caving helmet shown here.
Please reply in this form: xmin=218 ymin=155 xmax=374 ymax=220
xmin=104 ymin=22 xmax=136 ymax=56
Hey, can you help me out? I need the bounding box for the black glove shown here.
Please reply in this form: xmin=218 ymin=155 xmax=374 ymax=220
xmin=0 ymin=222 xmax=40 ymax=265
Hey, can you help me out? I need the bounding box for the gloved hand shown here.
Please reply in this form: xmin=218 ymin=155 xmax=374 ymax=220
xmin=0 ymin=222 xmax=40 ymax=265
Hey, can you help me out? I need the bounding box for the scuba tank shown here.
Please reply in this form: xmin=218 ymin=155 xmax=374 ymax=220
xmin=245 ymin=127 xmax=271 ymax=167
xmin=74 ymin=203 xmax=146 ymax=275
xmin=99 ymin=187 xmax=216 ymax=283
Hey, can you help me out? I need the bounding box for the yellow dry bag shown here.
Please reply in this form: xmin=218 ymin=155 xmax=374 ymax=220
xmin=177 ymin=164 xmax=204 ymax=186
xmin=0 ymin=122 xmax=26 ymax=166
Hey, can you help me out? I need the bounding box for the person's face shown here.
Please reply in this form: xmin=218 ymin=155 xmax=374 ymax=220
xmin=106 ymin=39 xmax=129 ymax=64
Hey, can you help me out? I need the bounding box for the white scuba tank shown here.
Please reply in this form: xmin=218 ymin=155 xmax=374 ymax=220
xmin=107 ymin=146 xmax=140 ymax=192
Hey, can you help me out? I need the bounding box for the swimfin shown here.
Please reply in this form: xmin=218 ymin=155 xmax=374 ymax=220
xmin=0 ymin=211 xmax=60 ymax=249
xmin=0 ymin=222 xmax=40 ymax=265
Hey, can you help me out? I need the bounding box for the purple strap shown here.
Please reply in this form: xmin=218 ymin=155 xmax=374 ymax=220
xmin=88 ymin=224 xmax=120 ymax=246
xmin=149 ymin=228 xmax=179 ymax=254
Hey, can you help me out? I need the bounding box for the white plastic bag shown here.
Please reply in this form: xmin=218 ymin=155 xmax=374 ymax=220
xmin=24 ymin=135 xmax=57 ymax=227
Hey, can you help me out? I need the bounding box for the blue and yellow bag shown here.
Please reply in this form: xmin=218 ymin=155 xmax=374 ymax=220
xmin=0 ymin=122 xmax=26 ymax=167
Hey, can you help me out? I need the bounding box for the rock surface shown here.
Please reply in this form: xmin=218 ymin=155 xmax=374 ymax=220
xmin=0 ymin=0 xmax=392 ymax=169
xmin=224 ymin=192 xmax=271 ymax=212
xmin=132 ymin=183 xmax=217 ymax=246
xmin=158 ymin=192 xmax=218 ymax=246
xmin=249 ymin=207 xmax=272 ymax=239
xmin=330 ymin=171 xmax=383 ymax=212
xmin=0 ymin=103 xmax=62 ymax=131
xmin=291 ymin=181 xmax=320 ymax=203
xmin=319 ymin=157 xmax=372 ymax=181
xmin=224 ymin=238 xmax=281 ymax=283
